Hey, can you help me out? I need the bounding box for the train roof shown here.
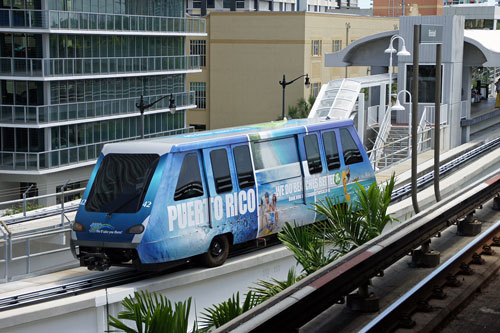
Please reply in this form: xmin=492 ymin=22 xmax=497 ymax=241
xmin=101 ymin=118 xmax=354 ymax=155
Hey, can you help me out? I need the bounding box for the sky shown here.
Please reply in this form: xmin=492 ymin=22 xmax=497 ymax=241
xmin=357 ymin=0 xmax=497 ymax=9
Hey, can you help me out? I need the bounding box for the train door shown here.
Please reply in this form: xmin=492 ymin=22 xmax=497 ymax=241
xmin=337 ymin=126 xmax=371 ymax=202
xmin=320 ymin=129 xmax=346 ymax=202
xmin=230 ymin=143 xmax=259 ymax=243
xmin=251 ymin=136 xmax=304 ymax=235
xmin=201 ymin=146 xmax=236 ymax=231
xmin=298 ymin=131 xmax=328 ymax=224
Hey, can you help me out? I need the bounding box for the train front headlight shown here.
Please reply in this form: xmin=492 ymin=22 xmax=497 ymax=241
xmin=72 ymin=222 xmax=85 ymax=232
xmin=126 ymin=224 xmax=145 ymax=234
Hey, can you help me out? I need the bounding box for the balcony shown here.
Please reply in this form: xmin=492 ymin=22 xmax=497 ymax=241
xmin=0 ymin=55 xmax=200 ymax=78
xmin=0 ymin=91 xmax=195 ymax=125
xmin=0 ymin=9 xmax=206 ymax=35
xmin=0 ymin=126 xmax=194 ymax=172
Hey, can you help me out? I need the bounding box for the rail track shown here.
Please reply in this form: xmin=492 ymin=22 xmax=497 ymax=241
xmin=0 ymin=236 xmax=281 ymax=312
xmin=221 ymin=170 xmax=500 ymax=332
xmin=361 ymin=218 xmax=500 ymax=332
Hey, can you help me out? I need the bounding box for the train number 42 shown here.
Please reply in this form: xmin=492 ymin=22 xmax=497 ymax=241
xmin=142 ymin=201 xmax=152 ymax=208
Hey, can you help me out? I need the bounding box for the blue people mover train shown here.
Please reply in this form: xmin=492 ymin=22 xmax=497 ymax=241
xmin=71 ymin=118 xmax=376 ymax=271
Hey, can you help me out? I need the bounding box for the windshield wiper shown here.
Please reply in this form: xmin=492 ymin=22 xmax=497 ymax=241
xmin=106 ymin=191 xmax=141 ymax=218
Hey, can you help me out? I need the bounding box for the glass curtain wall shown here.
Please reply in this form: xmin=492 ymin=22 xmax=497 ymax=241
xmin=49 ymin=34 xmax=185 ymax=58
xmin=47 ymin=0 xmax=183 ymax=17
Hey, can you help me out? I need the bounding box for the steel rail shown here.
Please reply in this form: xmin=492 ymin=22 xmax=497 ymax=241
xmin=360 ymin=218 xmax=500 ymax=332
xmin=0 ymin=269 xmax=155 ymax=312
xmin=0 ymin=237 xmax=282 ymax=312
xmin=390 ymin=136 xmax=500 ymax=201
xmin=220 ymin=170 xmax=500 ymax=332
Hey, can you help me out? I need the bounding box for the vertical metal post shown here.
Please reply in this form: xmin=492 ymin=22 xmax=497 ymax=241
xmin=26 ymin=239 xmax=30 ymax=275
xmin=22 ymin=184 xmax=34 ymax=217
xmin=345 ymin=22 xmax=351 ymax=78
xmin=434 ymin=43 xmax=442 ymax=202
xmin=411 ymin=25 xmax=420 ymax=214
xmin=61 ymin=179 xmax=70 ymax=227
xmin=282 ymin=74 xmax=286 ymax=119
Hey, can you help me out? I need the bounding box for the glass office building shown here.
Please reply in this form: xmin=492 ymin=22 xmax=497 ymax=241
xmin=0 ymin=0 xmax=205 ymax=203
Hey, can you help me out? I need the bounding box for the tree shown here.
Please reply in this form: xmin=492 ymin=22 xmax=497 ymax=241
xmin=287 ymin=95 xmax=316 ymax=119
xmin=198 ymin=292 xmax=259 ymax=332
xmin=108 ymin=291 xmax=193 ymax=333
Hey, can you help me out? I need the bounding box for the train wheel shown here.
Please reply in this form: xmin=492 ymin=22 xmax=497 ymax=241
xmin=200 ymin=235 xmax=229 ymax=267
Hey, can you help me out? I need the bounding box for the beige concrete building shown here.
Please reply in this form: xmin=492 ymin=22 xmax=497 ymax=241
xmin=186 ymin=12 xmax=399 ymax=130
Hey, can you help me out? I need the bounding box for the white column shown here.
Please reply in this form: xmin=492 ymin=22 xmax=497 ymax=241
xmin=379 ymin=83 xmax=386 ymax=124
xmin=357 ymin=93 xmax=365 ymax=145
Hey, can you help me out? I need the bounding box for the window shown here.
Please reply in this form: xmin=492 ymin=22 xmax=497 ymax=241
xmin=190 ymin=82 xmax=206 ymax=109
xmin=192 ymin=0 xmax=201 ymax=8
xmin=233 ymin=145 xmax=255 ymax=188
xmin=223 ymin=0 xmax=232 ymax=8
xmin=85 ymin=154 xmax=160 ymax=213
xmin=236 ymin=0 xmax=244 ymax=8
xmin=323 ymin=131 xmax=340 ymax=170
xmin=332 ymin=39 xmax=342 ymax=52
xmin=174 ymin=153 xmax=204 ymax=201
xmin=406 ymin=65 xmax=442 ymax=103
xmin=207 ymin=0 xmax=215 ymax=8
xmin=303 ymin=134 xmax=322 ymax=174
xmin=311 ymin=82 xmax=321 ymax=97
xmin=251 ymin=137 xmax=300 ymax=176
xmin=189 ymin=40 xmax=206 ymax=67
xmin=340 ymin=128 xmax=363 ymax=165
xmin=312 ymin=40 xmax=322 ymax=56
xmin=210 ymin=149 xmax=233 ymax=194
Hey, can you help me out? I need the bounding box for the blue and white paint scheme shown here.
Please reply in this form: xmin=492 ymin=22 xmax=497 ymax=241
xmin=71 ymin=118 xmax=376 ymax=269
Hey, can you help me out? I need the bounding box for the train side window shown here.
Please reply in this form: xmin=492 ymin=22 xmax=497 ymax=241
xmin=322 ymin=131 xmax=340 ymax=170
xmin=340 ymin=128 xmax=363 ymax=165
xmin=233 ymin=145 xmax=255 ymax=189
xmin=303 ymin=134 xmax=322 ymax=174
xmin=210 ymin=149 xmax=233 ymax=194
xmin=174 ymin=153 xmax=204 ymax=201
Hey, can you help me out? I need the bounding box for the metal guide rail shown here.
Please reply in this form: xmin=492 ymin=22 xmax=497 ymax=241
xmin=0 ymin=270 xmax=154 ymax=312
xmin=360 ymin=218 xmax=500 ymax=332
xmin=0 ymin=237 xmax=281 ymax=312
xmin=390 ymin=136 xmax=500 ymax=201
xmin=220 ymin=171 xmax=500 ymax=332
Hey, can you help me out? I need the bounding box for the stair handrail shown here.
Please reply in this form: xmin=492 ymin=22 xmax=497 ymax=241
xmin=369 ymin=105 xmax=392 ymax=168
xmin=417 ymin=107 xmax=428 ymax=152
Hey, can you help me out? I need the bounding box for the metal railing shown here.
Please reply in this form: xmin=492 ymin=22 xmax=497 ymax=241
xmin=0 ymin=126 xmax=194 ymax=171
xmin=368 ymin=108 xmax=434 ymax=171
xmin=0 ymin=91 xmax=195 ymax=124
xmin=0 ymin=221 xmax=72 ymax=282
xmin=0 ymin=55 xmax=200 ymax=77
xmin=0 ymin=9 xmax=206 ymax=34
xmin=369 ymin=105 xmax=392 ymax=167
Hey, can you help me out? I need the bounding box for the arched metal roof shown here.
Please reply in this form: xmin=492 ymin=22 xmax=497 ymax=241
xmin=325 ymin=29 xmax=500 ymax=68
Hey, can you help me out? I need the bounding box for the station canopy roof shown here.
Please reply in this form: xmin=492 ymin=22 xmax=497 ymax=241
xmin=325 ymin=29 xmax=500 ymax=68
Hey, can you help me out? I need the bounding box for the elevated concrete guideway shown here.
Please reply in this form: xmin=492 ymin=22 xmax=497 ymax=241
xmin=1 ymin=132 xmax=499 ymax=332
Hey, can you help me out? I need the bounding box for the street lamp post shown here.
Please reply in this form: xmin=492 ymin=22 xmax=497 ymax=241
xmin=384 ymin=35 xmax=410 ymax=119
xmin=392 ymin=89 xmax=412 ymax=157
xmin=279 ymin=74 xmax=310 ymax=120
xmin=136 ymin=94 xmax=176 ymax=139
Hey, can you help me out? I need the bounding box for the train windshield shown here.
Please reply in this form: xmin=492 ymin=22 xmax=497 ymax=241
xmin=85 ymin=153 xmax=160 ymax=214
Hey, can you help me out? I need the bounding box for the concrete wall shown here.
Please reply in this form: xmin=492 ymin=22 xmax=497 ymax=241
xmin=397 ymin=15 xmax=465 ymax=149
xmin=0 ymin=246 xmax=297 ymax=332
xmin=186 ymin=12 xmax=398 ymax=130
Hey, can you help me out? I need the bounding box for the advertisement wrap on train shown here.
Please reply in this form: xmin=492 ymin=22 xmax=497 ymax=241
xmin=71 ymin=118 xmax=376 ymax=271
